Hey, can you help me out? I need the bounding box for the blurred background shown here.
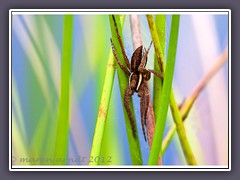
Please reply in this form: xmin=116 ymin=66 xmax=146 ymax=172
xmin=11 ymin=13 xmax=229 ymax=166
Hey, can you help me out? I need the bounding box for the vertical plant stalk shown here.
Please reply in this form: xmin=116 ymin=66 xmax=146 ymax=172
xmin=90 ymin=16 xmax=128 ymax=165
xmin=147 ymin=14 xmax=197 ymax=165
xmin=130 ymin=15 xmax=161 ymax=165
xmin=93 ymin=17 xmax=122 ymax=165
xmin=89 ymin=51 xmax=116 ymax=165
xmin=54 ymin=15 xmax=73 ymax=165
xmin=153 ymin=15 xmax=166 ymax=165
xmin=161 ymin=47 xmax=228 ymax=155
xmin=130 ymin=15 xmax=143 ymax=48
xmin=148 ymin=15 xmax=180 ymax=165
xmin=93 ymin=15 xmax=142 ymax=165
xmin=153 ymin=15 xmax=165 ymax=123
xmin=170 ymin=91 xmax=197 ymax=165
xmin=99 ymin=90 xmax=122 ymax=165
xmin=146 ymin=16 xmax=165 ymax=74
xmin=109 ymin=15 xmax=142 ymax=165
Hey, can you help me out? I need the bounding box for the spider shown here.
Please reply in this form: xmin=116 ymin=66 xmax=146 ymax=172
xmin=110 ymin=15 xmax=163 ymax=141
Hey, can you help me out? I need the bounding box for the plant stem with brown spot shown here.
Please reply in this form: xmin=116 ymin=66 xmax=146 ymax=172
xmin=147 ymin=15 xmax=197 ymax=165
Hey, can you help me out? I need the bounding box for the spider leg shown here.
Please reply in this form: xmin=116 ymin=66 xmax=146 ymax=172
xmin=147 ymin=69 xmax=164 ymax=79
xmin=112 ymin=15 xmax=132 ymax=71
xmin=142 ymin=71 xmax=151 ymax=81
xmin=138 ymin=81 xmax=149 ymax=141
xmin=138 ymin=41 xmax=153 ymax=72
xmin=124 ymin=84 xmax=137 ymax=138
xmin=110 ymin=38 xmax=131 ymax=76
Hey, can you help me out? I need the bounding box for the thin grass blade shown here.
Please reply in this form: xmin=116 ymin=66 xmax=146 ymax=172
xmin=89 ymin=51 xmax=116 ymax=165
xmin=148 ymin=15 xmax=180 ymax=165
xmin=153 ymin=15 xmax=166 ymax=123
xmin=54 ymin=15 xmax=74 ymax=165
xmin=109 ymin=15 xmax=142 ymax=165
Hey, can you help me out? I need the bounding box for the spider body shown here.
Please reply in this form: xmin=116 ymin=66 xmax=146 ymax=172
xmin=129 ymin=46 xmax=146 ymax=92
xmin=110 ymin=15 xmax=162 ymax=141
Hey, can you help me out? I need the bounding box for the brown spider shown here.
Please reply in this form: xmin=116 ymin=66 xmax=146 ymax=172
xmin=110 ymin=15 xmax=162 ymax=141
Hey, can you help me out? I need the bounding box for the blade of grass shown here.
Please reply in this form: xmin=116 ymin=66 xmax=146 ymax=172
xmin=99 ymin=90 xmax=123 ymax=165
xmin=169 ymin=91 xmax=197 ymax=165
xmin=90 ymin=16 xmax=127 ymax=166
xmin=148 ymin=15 xmax=180 ymax=165
xmin=147 ymin=15 xmax=197 ymax=165
xmin=89 ymin=51 xmax=116 ymax=166
xmin=90 ymin=15 xmax=142 ymax=165
xmin=153 ymin=15 xmax=165 ymax=122
xmin=91 ymin=16 xmax=123 ymax=165
xmin=54 ymin=15 xmax=73 ymax=165
xmin=152 ymin=15 xmax=166 ymax=164
xmin=89 ymin=16 xmax=126 ymax=165
xmin=109 ymin=15 xmax=142 ymax=165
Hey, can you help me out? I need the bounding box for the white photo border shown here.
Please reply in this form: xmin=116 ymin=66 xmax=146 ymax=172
xmin=9 ymin=9 xmax=231 ymax=171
